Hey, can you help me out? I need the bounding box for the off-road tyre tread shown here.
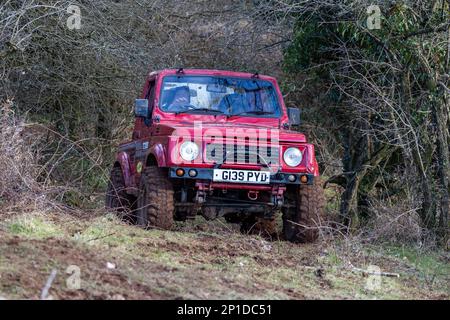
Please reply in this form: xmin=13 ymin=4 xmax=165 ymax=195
xmin=283 ymin=177 xmax=325 ymax=243
xmin=137 ymin=166 xmax=174 ymax=229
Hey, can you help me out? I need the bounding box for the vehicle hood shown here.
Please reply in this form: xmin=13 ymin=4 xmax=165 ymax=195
xmin=154 ymin=122 xmax=307 ymax=144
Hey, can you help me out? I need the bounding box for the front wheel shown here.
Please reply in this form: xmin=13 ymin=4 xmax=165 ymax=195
xmin=136 ymin=166 xmax=175 ymax=230
xmin=282 ymin=178 xmax=325 ymax=243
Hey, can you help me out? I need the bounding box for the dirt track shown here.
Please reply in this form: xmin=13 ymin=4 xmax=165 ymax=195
xmin=0 ymin=211 xmax=448 ymax=300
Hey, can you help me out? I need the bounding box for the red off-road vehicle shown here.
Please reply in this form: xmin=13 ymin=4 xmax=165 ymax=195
xmin=106 ymin=68 xmax=325 ymax=242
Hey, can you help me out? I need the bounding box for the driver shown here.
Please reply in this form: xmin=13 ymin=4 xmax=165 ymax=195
xmin=166 ymin=86 xmax=190 ymax=111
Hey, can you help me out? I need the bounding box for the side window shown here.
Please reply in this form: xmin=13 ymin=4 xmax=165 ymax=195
xmin=145 ymin=80 xmax=156 ymax=117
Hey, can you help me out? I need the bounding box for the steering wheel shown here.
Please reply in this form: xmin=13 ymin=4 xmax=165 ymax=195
xmin=169 ymin=104 xmax=196 ymax=112
xmin=181 ymin=104 xmax=196 ymax=110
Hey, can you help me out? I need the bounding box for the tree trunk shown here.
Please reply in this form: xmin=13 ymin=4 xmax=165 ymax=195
xmin=434 ymin=80 xmax=449 ymax=245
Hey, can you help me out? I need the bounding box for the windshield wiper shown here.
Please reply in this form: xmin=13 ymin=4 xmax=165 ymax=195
xmin=175 ymin=108 xmax=224 ymax=115
xmin=228 ymin=110 xmax=274 ymax=118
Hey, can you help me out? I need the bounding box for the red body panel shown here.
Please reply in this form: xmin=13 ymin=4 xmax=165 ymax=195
xmin=116 ymin=152 xmax=132 ymax=187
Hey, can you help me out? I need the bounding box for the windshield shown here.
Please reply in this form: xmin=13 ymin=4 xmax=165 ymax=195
xmin=160 ymin=75 xmax=281 ymax=117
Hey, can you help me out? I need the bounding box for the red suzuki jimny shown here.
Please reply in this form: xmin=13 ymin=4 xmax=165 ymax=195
xmin=106 ymin=68 xmax=325 ymax=243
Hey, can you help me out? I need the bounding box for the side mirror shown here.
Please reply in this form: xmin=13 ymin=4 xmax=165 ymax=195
xmin=287 ymin=107 xmax=301 ymax=126
xmin=134 ymin=99 xmax=149 ymax=118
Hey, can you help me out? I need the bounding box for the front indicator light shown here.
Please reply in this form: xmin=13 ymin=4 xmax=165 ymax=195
xmin=300 ymin=175 xmax=308 ymax=183
xmin=176 ymin=168 xmax=185 ymax=177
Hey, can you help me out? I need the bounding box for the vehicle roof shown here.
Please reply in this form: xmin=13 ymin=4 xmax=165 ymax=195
xmin=148 ymin=68 xmax=277 ymax=82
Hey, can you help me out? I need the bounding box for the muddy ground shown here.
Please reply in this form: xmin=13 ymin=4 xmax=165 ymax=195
xmin=0 ymin=210 xmax=448 ymax=300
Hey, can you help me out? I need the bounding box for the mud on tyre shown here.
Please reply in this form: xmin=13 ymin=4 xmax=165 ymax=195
xmin=136 ymin=166 xmax=174 ymax=229
xmin=282 ymin=177 xmax=325 ymax=243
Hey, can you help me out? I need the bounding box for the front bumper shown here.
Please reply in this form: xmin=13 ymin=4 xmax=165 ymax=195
xmin=168 ymin=167 xmax=314 ymax=185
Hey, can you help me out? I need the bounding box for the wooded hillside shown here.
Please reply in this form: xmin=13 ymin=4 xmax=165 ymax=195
xmin=0 ymin=0 xmax=448 ymax=300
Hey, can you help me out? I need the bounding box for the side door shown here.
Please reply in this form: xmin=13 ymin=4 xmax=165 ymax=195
xmin=132 ymin=78 xmax=157 ymax=184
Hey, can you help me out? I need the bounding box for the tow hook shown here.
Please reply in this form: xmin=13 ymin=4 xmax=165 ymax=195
xmin=248 ymin=191 xmax=259 ymax=201
xmin=277 ymin=197 xmax=284 ymax=207
xmin=195 ymin=182 xmax=206 ymax=204
xmin=196 ymin=191 xmax=205 ymax=204
xmin=272 ymin=186 xmax=285 ymax=208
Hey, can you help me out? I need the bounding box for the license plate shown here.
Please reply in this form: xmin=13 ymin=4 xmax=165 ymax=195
xmin=212 ymin=169 xmax=270 ymax=184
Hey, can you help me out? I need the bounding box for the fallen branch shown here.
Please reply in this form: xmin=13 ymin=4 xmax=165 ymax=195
xmin=351 ymin=266 xmax=400 ymax=278
xmin=87 ymin=232 xmax=116 ymax=242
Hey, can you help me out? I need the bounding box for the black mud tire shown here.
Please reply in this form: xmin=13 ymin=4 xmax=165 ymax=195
xmin=282 ymin=177 xmax=325 ymax=243
xmin=105 ymin=166 xmax=136 ymax=223
xmin=136 ymin=166 xmax=174 ymax=230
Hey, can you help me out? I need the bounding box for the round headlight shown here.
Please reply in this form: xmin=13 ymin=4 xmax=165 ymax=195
xmin=180 ymin=141 xmax=199 ymax=161
xmin=283 ymin=147 xmax=302 ymax=167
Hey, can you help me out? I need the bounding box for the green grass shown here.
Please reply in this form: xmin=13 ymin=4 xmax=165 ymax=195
xmin=73 ymin=214 xmax=136 ymax=244
xmin=384 ymin=245 xmax=450 ymax=278
xmin=7 ymin=215 xmax=63 ymax=238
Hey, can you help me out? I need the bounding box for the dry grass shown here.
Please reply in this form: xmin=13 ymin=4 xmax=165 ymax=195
xmin=362 ymin=199 xmax=434 ymax=247
xmin=0 ymin=99 xmax=45 ymax=210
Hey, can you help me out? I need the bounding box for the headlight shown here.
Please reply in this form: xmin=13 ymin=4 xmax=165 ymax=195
xmin=283 ymin=147 xmax=302 ymax=167
xmin=179 ymin=141 xmax=199 ymax=161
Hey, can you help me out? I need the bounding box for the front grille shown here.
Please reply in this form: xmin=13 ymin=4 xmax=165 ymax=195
xmin=205 ymin=143 xmax=279 ymax=165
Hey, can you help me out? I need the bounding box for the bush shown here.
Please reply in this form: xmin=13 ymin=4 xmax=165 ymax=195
xmin=0 ymin=99 xmax=44 ymax=208
xmin=363 ymin=199 xmax=429 ymax=246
